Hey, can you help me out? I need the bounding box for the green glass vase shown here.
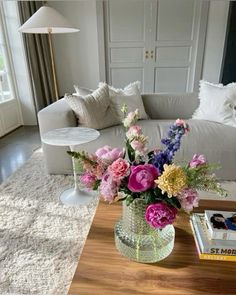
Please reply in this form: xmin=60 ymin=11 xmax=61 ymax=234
xmin=114 ymin=199 xmax=175 ymax=263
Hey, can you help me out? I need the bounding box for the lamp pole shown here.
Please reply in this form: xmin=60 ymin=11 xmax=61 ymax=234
xmin=48 ymin=28 xmax=59 ymax=100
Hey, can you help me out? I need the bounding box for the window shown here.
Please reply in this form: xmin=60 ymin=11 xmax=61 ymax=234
xmin=0 ymin=5 xmax=15 ymax=102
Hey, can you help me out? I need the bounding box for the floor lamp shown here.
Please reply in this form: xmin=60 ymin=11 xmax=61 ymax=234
xmin=18 ymin=6 xmax=79 ymax=100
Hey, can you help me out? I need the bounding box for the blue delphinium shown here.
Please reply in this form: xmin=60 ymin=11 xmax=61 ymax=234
xmin=152 ymin=120 xmax=189 ymax=173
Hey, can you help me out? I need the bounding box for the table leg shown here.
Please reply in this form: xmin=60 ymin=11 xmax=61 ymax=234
xmin=59 ymin=146 xmax=96 ymax=206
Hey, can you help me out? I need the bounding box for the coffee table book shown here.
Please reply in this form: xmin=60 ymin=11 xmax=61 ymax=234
xmin=190 ymin=214 xmax=236 ymax=261
xmin=205 ymin=210 xmax=236 ymax=240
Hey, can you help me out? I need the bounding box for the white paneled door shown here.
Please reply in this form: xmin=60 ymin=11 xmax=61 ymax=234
xmin=104 ymin=0 xmax=208 ymax=92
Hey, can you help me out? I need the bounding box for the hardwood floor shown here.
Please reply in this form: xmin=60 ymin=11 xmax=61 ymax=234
xmin=0 ymin=126 xmax=41 ymax=184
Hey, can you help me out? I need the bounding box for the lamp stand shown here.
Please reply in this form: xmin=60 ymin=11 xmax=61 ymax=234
xmin=48 ymin=29 xmax=59 ymax=100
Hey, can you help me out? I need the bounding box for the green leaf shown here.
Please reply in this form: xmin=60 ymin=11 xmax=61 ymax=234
xmin=126 ymin=139 xmax=135 ymax=162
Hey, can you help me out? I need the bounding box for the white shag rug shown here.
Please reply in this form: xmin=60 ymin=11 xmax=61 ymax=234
xmin=0 ymin=149 xmax=98 ymax=295
xmin=0 ymin=149 xmax=236 ymax=295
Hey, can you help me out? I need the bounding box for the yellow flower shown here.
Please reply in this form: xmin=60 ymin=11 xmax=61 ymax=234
xmin=155 ymin=164 xmax=187 ymax=197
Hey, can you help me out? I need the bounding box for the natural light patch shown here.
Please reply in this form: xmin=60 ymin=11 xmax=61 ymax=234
xmin=0 ymin=150 xmax=98 ymax=294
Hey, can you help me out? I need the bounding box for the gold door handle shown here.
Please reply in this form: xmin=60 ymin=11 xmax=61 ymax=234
xmin=145 ymin=50 xmax=149 ymax=59
xmin=150 ymin=50 xmax=154 ymax=59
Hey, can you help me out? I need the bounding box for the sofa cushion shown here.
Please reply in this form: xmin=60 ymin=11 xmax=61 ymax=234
xmin=65 ymin=84 xmax=120 ymax=130
xmin=142 ymin=93 xmax=199 ymax=119
xmin=73 ymin=85 xmax=93 ymax=96
xmin=192 ymin=80 xmax=236 ymax=127
xmin=99 ymin=81 xmax=148 ymax=121
xmin=76 ymin=119 xmax=236 ymax=181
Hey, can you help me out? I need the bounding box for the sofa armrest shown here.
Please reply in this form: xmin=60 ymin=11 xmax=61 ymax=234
xmin=37 ymin=98 xmax=77 ymax=174
xmin=38 ymin=98 xmax=77 ymax=135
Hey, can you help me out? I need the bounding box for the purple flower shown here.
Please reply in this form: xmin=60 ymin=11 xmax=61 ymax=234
xmin=152 ymin=120 xmax=189 ymax=172
xmin=189 ymin=154 xmax=207 ymax=168
xmin=95 ymin=145 xmax=123 ymax=163
xmin=145 ymin=203 xmax=177 ymax=229
xmin=128 ymin=164 xmax=159 ymax=192
xmin=177 ymin=188 xmax=199 ymax=212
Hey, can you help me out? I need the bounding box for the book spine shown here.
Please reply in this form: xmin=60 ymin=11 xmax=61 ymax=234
xmin=190 ymin=220 xmax=236 ymax=262
xmin=199 ymin=253 xmax=236 ymax=262
xmin=190 ymin=219 xmax=202 ymax=255
xmin=191 ymin=216 xmax=236 ymax=254
xmin=191 ymin=216 xmax=205 ymax=252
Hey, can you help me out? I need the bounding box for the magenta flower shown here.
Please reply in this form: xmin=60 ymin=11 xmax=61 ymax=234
xmin=80 ymin=172 xmax=96 ymax=190
xmin=177 ymin=188 xmax=199 ymax=212
xmin=189 ymin=154 xmax=207 ymax=168
xmin=100 ymin=173 xmax=118 ymax=202
xmin=145 ymin=202 xmax=177 ymax=229
xmin=95 ymin=145 xmax=123 ymax=163
xmin=108 ymin=158 xmax=130 ymax=180
xmin=128 ymin=164 xmax=159 ymax=192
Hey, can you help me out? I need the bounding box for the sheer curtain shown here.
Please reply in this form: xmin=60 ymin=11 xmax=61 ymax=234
xmin=18 ymin=1 xmax=56 ymax=112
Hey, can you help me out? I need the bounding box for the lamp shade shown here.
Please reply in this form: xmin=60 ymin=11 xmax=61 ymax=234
xmin=18 ymin=6 xmax=79 ymax=34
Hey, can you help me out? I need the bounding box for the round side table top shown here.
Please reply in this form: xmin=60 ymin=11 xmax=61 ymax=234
xmin=41 ymin=127 xmax=100 ymax=147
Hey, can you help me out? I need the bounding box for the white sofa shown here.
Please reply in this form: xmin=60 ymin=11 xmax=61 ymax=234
xmin=38 ymin=92 xmax=236 ymax=180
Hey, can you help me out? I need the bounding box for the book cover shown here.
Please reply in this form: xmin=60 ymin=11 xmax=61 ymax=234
xmin=205 ymin=210 xmax=236 ymax=241
xmin=191 ymin=213 xmax=236 ymax=255
xmin=190 ymin=219 xmax=236 ymax=262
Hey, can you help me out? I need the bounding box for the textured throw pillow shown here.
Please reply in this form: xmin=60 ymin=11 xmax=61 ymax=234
xmin=192 ymin=80 xmax=236 ymax=127
xmin=73 ymin=85 xmax=93 ymax=96
xmin=65 ymin=84 xmax=120 ymax=129
xmin=99 ymin=81 xmax=148 ymax=121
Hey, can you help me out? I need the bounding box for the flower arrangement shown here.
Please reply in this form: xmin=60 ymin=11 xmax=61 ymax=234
xmin=68 ymin=107 xmax=227 ymax=230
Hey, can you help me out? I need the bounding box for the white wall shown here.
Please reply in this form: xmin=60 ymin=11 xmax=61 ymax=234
xmin=0 ymin=0 xmax=230 ymax=127
xmin=48 ymin=0 xmax=100 ymax=95
xmin=202 ymin=1 xmax=229 ymax=83
xmin=50 ymin=0 xmax=229 ymax=94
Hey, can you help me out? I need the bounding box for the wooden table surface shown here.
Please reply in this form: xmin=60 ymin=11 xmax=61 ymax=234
xmin=69 ymin=200 xmax=236 ymax=295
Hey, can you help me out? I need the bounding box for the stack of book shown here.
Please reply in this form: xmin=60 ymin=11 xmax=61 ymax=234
xmin=190 ymin=210 xmax=236 ymax=261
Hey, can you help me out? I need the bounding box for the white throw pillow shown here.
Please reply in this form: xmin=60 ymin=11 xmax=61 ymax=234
xmin=99 ymin=81 xmax=148 ymax=121
xmin=192 ymin=80 xmax=236 ymax=127
xmin=73 ymin=85 xmax=93 ymax=96
xmin=65 ymin=84 xmax=120 ymax=130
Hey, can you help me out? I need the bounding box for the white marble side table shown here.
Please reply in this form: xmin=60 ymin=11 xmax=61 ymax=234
xmin=42 ymin=127 xmax=100 ymax=206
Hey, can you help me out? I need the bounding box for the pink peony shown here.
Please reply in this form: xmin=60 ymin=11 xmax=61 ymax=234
xmin=100 ymin=173 xmax=118 ymax=202
xmin=145 ymin=202 xmax=177 ymax=229
xmin=128 ymin=164 xmax=159 ymax=192
xmin=80 ymin=172 xmax=97 ymax=190
xmin=178 ymin=188 xmax=199 ymax=212
xmin=95 ymin=145 xmax=123 ymax=163
xmin=108 ymin=158 xmax=130 ymax=180
xmin=126 ymin=125 xmax=142 ymax=139
xmin=189 ymin=154 xmax=207 ymax=168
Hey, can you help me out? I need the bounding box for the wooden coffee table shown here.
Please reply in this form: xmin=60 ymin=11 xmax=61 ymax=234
xmin=68 ymin=200 xmax=236 ymax=295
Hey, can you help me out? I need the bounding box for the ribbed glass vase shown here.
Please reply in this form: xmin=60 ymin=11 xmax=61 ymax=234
xmin=114 ymin=199 xmax=175 ymax=263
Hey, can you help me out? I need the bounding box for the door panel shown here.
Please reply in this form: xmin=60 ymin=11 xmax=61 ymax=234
xmin=156 ymin=0 xmax=195 ymax=41
xmin=110 ymin=48 xmax=143 ymax=63
xmin=156 ymin=46 xmax=190 ymax=67
xmin=108 ymin=0 xmax=145 ymax=42
xmin=111 ymin=68 xmax=144 ymax=89
xmin=104 ymin=0 xmax=208 ymax=93
xmin=155 ymin=68 xmax=189 ymax=92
